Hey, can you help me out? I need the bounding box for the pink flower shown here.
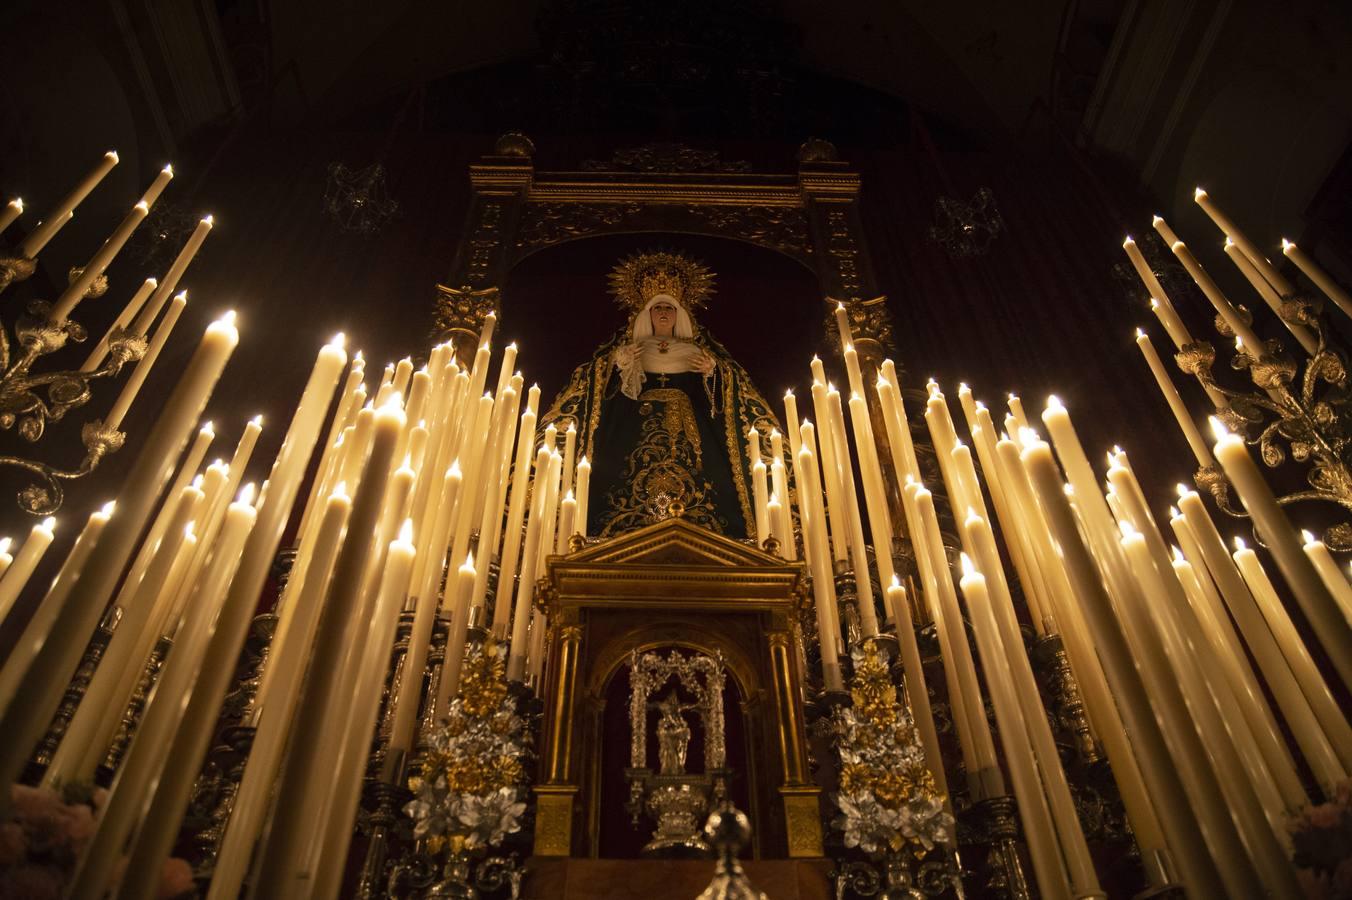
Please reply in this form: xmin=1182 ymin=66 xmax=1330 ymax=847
xmin=9 ymin=785 xmax=61 ymax=821
xmin=61 ymin=802 xmax=96 ymax=846
xmin=157 ymin=857 xmax=195 ymax=899
xmin=1307 ymin=803 xmax=1345 ymax=830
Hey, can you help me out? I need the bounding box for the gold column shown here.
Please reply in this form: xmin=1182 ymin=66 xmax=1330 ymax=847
xmin=768 ymin=629 xmax=824 ymax=857
xmin=534 ymin=622 xmax=584 ymax=856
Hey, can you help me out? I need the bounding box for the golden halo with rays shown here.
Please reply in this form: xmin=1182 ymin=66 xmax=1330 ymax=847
xmin=607 ymin=249 xmax=716 ymax=314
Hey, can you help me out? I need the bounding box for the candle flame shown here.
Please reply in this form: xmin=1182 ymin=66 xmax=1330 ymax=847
xmin=1152 ymin=215 xmax=1164 ymax=225
xmin=1149 ymin=298 xmax=1160 ymax=309
xmin=890 ymin=574 xmax=901 ymax=589
xmin=975 ymin=399 xmax=986 ymax=411
xmin=145 ymin=277 xmax=158 ymax=287
xmin=464 ymin=551 xmax=475 ymax=569
xmin=0 ymin=538 xmax=10 ymax=555
xmin=826 ymin=382 xmax=837 ymax=394
xmin=1122 ymin=235 xmax=1134 ymax=247
xmin=203 ymin=215 xmax=214 ymax=226
xmin=1224 ymin=236 xmax=1235 ymax=248
xmin=400 ymin=454 xmax=414 ymax=472
xmin=1281 ymin=238 xmax=1294 ymax=251
xmin=1172 ymin=546 xmax=1185 ymax=563
xmin=332 ymin=481 xmax=349 ymax=499
xmin=1208 ymin=416 xmax=1230 ymax=441
xmin=329 ymin=332 xmax=346 ymax=348
xmin=1169 ymin=506 xmax=1180 ymax=518
xmin=11 ymin=198 xmax=21 ymax=212
xmin=565 ymin=422 xmax=576 ymax=433
xmin=185 ymin=521 xmax=196 ymax=538
xmin=1119 ymin=520 xmax=1136 ymax=539
xmin=107 ymin=150 xmax=119 ymax=162
xmin=1194 ymin=187 xmax=1207 ymax=201
xmin=162 ymin=164 xmax=174 ymax=175
xmin=965 ymin=507 xmax=982 ymax=525
xmin=41 ymin=516 xmax=56 ymax=531
xmin=1017 ymin=426 xmax=1040 ymax=448
xmin=958 ymin=382 xmax=969 ymax=393
xmin=1234 ymin=536 xmax=1247 ymax=552
xmin=1302 ymin=529 xmax=1317 ymax=544
xmin=1135 ymin=327 xmax=1145 ymax=339
xmin=202 ymin=421 xmax=214 ymax=434
xmin=449 ymin=459 xmax=462 ymax=477
xmin=1064 ymin=484 xmax=1075 ymax=497
xmin=239 ymin=483 xmax=258 ymax=504
xmin=564 ymin=489 xmax=575 ymax=501
xmin=784 ymin=388 xmax=794 ymax=399
xmin=192 ymin=475 xmax=204 ymax=489
xmin=768 ymin=490 xmax=779 ymax=504
xmin=399 ymin=519 xmax=415 ymax=544
xmin=1046 ymin=394 xmax=1063 ymax=412
xmin=579 ymin=456 xmax=589 ymax=466
xmin=354 ymin=350 xmax=365 ymax=363
xmin=1176 ymin=484 xmax=1192 ymax=498
xmin=218 ymin=310 xmax=237 ymax=326
xmin=100 ymin=501 xmax=116 ymax=516
xmin=836 ymin=302 xmax=845 ymax=311
xmin=134 ymin=201 xmax=149 ymax=212
xmin=876 ymin=374 xmax=888 ymax=388
xmin=960 ymin=553 xmax=977 ymax=577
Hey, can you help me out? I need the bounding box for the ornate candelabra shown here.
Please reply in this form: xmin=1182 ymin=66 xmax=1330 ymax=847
xmin=1178 ymin=295 xmax=1352 ymax=547
xmin=0 ymin=270 xmax=144 ymax=514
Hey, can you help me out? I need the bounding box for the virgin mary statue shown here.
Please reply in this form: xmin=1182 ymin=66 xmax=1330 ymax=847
xmin=542 ymin=250 xmax=780 ymax=539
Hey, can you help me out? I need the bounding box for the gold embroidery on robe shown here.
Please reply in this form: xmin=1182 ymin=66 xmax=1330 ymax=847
xmin=598 ymin=388 xmax=724 ymax=536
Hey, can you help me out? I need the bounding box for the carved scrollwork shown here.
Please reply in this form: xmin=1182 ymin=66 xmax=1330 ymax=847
xmin=825 ymin=295 xmax=895 ymax=354
xmin=581 ymin=143 xmax=752 ymax=174
xmin=433 ymin=283 xmax=501 ymax=341
xmin=515 ymin=203 xmax=644 ymax=252
xmin=681 ymin=205 xmax=812 ymax=262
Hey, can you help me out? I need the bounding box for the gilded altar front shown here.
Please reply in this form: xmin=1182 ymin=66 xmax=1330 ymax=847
xmin=530 ymin=517 xmax=823 ymax=860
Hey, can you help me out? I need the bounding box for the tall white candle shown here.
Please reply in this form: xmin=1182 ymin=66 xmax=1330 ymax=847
xmin=1224 ymin=237 xmax=1317 ymax=355
xmin=1283 ymin=238 xmax=1352 ymax=322
xmin=131 ymin=216 xmax=214 ymax=336
xmin=575 ymin=455 xmax=592 ymax=540
xmin=1302 ymin=529 xmax=1352 ymax=627
xmin=1123 ymin=235 xmax=1192 ymax=349
xmin=1210 ymin=418 xmax=1352 ymax=693
xmin=1134 ymin=329 xmax=1215 ymax=467
xmin=19 ymin=150 xmax=119 ymax=257
xmin=0 ymin=517 xmax=56 ymax=624
xmin=495 ymin=407 xmax=539 ymax=637
xmin=104 ymin=291 xmax=188 ymax=430
xmin=49 ymin=198 xmax=153 ymax=323
xmin=81 ymin=277 xmax=158 ymax=372
xmin=1194 ymin=188 xmax=1294 ymax=295
xmin=0 ymin=198 xmax=20 ymax=236
xmin=0 ymin=312 xmax=237 ymax=807
xmin=796 ymin=439 xmax=843 ymax=691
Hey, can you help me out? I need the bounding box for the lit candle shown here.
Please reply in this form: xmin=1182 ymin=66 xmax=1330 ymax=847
xmin=106 ymin=483 xmax=259 ymax=898
xmin=1123 ymin=235 xmax=1192 ymax=349
xmin=1169 ymin=536 xmax=1307 ymax=812
xmin=783 ymin=390 xmax=802 ymax=458
xmin=494 ymin=406 xmax=539 ymax=637
xmin=0 ymin=517 xmax=56 ymax=624
xmin=0 ymin=198 xmax=22 ymax=235
xmin=751 ymin=459 xmax=770 ymax=545
xmin=766 ymin=491 xmax=783 ymax=550
xmin=575 ymin=456 xmax=592 ymax=540
xmin=1194 ymin=188 xmax=1294 ymax=295
xmin=436 ymin=551 xmax=479 ymax=716
xmin=1283 ymin=238 xmax=1352 ymax=322
xmin=769 ymin=457 xmax=793 ymax=560
xmin=912 ymin=486 xmax=1003 ymax=799
xmin=19 ymin=150 xmax=119 ymax=256
xmin=833 ymin=301 xmax=853 ymax=347
xmin=1302 ymin=529 xmax=1352 ymax=627
xmin=1210 ymin=418 xmax=1352 ymax=692
xmin=957 ymin=553 xmax=1074 ymax=899
xmin=796 ymin=440 xmax=843 ymax=691
xmin=1118 ymin=522 xmax=1297 ymax=897
xmin=559 ymin=422 xmax=577 ymax=500
xmin=1231 ymin=537 xmax=1352 ymax=773
xmin=508 ymin=447 xmax=554 ymax=681
xmin=747 ymin=425 xmax=762 ymax=469
xmin=1176 ymin=487 xmax=1348 ymax=789
xmin=131 ymin=215 xmax=214 ymax=336
xmin=887 ymin=575 xmax=947 ymax=806
xmin=0 ymin=308 xmax=239 ymax=810
xmin=49 ymin=199 xmax=153 ymax=323
xmin=247 ymin=398 xmax=403 ymax=897
xmin=495 ymin=342 xmax=519 ymax=400
xmin=1134 ymin=329 xmax=1215 ymax=467
xmin=81 ymin=277 xmax=158 ymax=372
xmin=809 ymin=382 xmax=849 ymax=562
xmin=306 ymin=519 xmax=418 ymax=900
xmin=1166 ymin=236 xmax=1264 ymax=351
xmin=0 ymin=538 xmax=11 ymax=581
xmin=1224 ymin=237 xmax=1317 ymax=354
xmin=874 ymin=374 xmax=919 ymax=486
xmin=557 ymin=490 xmax=577 ymax=554
xmin=842 ymin=343 xmax=865 ymax=402
xmin=1020 ymin=435 xmax=1229 ymax=896
xmin=103 ymin=291 xmax=188 ymax=430
xmin=825 ymin=387 xmax=877 ymax=636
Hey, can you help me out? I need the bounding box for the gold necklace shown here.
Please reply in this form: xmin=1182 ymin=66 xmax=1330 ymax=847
xmin=657 ymin=339 xmax=670 ymax=353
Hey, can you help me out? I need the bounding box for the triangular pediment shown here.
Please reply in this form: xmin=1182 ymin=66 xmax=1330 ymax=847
xmin=562 ymin=517 xmax=786 ymax=569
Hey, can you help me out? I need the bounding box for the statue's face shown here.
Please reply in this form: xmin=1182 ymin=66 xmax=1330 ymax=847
xmin=649 ymin=299 xmax=678 ymax=336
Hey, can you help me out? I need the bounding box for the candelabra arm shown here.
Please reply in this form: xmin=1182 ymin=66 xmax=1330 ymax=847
xmin=0 ymin=419 xmax=125 ymax=515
